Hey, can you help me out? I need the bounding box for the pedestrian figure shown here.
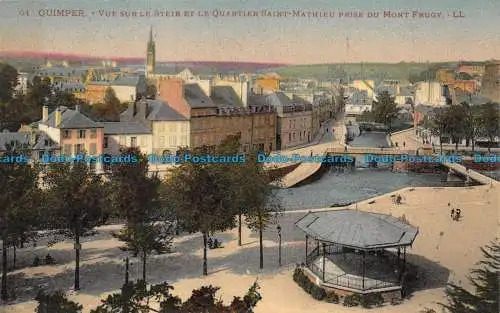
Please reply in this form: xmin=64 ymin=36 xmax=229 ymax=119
xmin=450 ymin=208 xmax=455 ymax=219
xmin=454 ymin=209 xmax=461 ymax=221
xmin=310 ymin=150 xmax=313 ymax=157
xmin=326 ymin=128 xmax=329 ymax=133
xmin=344 ymin=146 xmax=347 ymax=152
xmin=403 ymin=141 xmax=406 ymax=148
xmin=396 ymin=194 xmax=402 ymax=204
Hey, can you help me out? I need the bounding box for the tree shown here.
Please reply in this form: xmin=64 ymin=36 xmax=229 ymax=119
xmin=0 ymin=63 xmax=19 ymax=103
xmin=429 ymin=108 xmax=448 ymax=153
xmin=480 ymin=102 xmax=500 ymax=152
xmin=35 ymin=290 xmax=82 ymax=313
xmin=439 ymin=239 xmax=499 ymax=313
xmin=43 ymin=160 xmax=106 ymax=290
xmin=165 ymin=146 xmax=236 ymax=276
xmin=88 ymin=280 xmax=262 ymax=313
xmin=0 ymin=142 xmax=39 ymax=301
xmin=146 ymin=84 xmax=157 ymax=99
xmin=461 ymin=102 xmax=483 ymax=151
xmin=444 ymin=105 xmax=467 ymax=151
xmin=109 ymin=147 xmax=172 ymax=282
xmin=91 ymin=88 xmax=122 ymax=121
xmin=243 ymin=151 xmax=282 ymax=269
xmin=371 ymin=91 xmax=400 ymax=130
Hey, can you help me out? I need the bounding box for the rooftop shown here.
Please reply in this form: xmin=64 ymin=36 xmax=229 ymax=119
xmin=102 ymin=121 xmax=151 ymax=135
xmin=184 ymin=83 xmax=217 ymax=108
xmin=39 ymin=106 xmax=103 ymax=129
xmin=210 ymin=85 xmax=244 ymax=107
xmin=295 ymin=209 xmax=419 ymax=250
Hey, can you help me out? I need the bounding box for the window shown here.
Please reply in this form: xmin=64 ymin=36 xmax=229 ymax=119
xmin=169 ymin=136 xmax=176 ymax=146
xmin=89 ymin=159 xmax=96 ymax=172
xmin=38 ymin=151 xmax=44 ymax=159
xmin=75 ymin=144 xmax=84 ymax=154
xmin=44 ymin=139 xmax=49 ymax=146
xmin=103 ymin=136 xmax=108 ymax=148
xmin=89 ymin=143 xmax=97 ymax=155
xmin=119 ymin=136 xmax=126 ymax=146
xmin=90 ymin=129 xmax=97 ymax=138
xmin=159 ymin=136 xmax=165 ymax=146
xmin=63 ymin=130 xmax=71 ymax=139
xmin=78 ymin=130 xmax=86 ymax=139
xmin=289 ymin=120 xmax=292 ymax=129
xmin=63 ymin=144 xmax=72 ymax=156
xmin=288 ymin=133 xmax=291 ymax=142
xmin=293 ymin=132 xmax=296 ymax=140
xmin=131 ymin=137 xmax=137 ymax=147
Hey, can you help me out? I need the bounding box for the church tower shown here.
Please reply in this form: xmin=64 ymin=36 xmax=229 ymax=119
xmin=146 ymin=26 xmax=156 ymax=77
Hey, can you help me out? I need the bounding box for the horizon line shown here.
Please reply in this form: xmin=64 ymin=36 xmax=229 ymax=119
xmin=0 ymin=50 xmax=497 ymax=66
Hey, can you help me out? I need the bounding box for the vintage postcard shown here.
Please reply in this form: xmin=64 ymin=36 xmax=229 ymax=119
xmin=0 ymin=0 xmax=498 ymax=312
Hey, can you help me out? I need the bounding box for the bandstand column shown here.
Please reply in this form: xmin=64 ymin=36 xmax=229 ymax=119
xmin=362 ymin=250 xmax=366 ymax=290
xmin=403 ymin=247 xmax=407 ymax=272
xmin=305 ymin=235 xmax=309 ymax=265
xmin=322 ymin=243 xmax=326 ymax=281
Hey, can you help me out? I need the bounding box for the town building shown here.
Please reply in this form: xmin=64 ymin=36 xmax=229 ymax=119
xmin=37 ymin=105 xmax=104 ymax=170
xmin=83 ymin=75 xmax=147 ymax=104
xmin=480 ymin=60 xmax=500 ymax=102
xmin=250 ymin=92 xmax=312 ymax=150
xmin=414 ymin=81 xmax=447 ymax=106
xmin=456 ymin=61 xmax=485 ymax=77
xmin=351 ymin=80 xmax=375 ymax=100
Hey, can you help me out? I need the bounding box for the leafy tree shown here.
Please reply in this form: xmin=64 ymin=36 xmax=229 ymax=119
xmin=444 ymin=105 xmax=467 ymax=151
xmin=110 ymin=147 xmax=172 ymax=281
xmin=0 ymin=63 xmax=19 ymax=103
xmin=35 ymin=290 xmax=82 ymax=313
xmin=480 ymin=102 xmax=500 ymax=152
xmin=90 ymin=280 xmax=261 ymax=313
xmin=243 ymin=151 xmax=282 ymax=269
xmin=428 ymin=108 xmax=448 ymax=153
xmin=165 ymin=146 xmax=236 ymax=276
xmin=439 ymin=240 xmax=499 ymax=313
xmin=461 ymin=102 xmax=483 ymax=151
xmin=0 ymin=142 xmax=39 ymax=301
xmin=91 ymin=88 xmax=122 ymax=121
xmin=146 ymin=84 xmax=157 ymax=99
xmin=371 ymin=91 xmax=400 ymax=130
xmin=43 ymin=160 xmax=106 ymax=290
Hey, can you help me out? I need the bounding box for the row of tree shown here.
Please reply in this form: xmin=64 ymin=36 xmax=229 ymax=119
xmin=423 ymin=102 xmax=500 ymax=152
xmin=36 ymin=280 xmax=262 ymax=313
xmin=0 ymin=63 xmax=133 ymax=131
xmin=0 ymin=135 xmax=280 ymax=305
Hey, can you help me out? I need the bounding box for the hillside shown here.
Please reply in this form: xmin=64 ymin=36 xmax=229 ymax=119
xmin=263 ymin=62 xmax=459 ymax=83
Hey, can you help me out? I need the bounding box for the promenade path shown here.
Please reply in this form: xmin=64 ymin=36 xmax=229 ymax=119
xmin=279 ymin=116 xmax=346 ymax=188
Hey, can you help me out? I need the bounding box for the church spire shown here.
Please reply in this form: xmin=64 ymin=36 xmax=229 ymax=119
xmin=146 ymin=26 xmax=156 ymax=77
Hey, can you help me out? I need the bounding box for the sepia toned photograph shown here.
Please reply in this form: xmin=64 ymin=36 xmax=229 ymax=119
xmin=0 ymin=0 xmax=498 ymax=312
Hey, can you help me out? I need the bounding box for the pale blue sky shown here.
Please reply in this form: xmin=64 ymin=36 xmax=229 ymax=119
xmin=0 ymin=0 xmax=499 ymax=63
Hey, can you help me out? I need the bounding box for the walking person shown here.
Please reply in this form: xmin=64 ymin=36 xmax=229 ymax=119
xmin=403 ymin=141 xmax=406 ymax=148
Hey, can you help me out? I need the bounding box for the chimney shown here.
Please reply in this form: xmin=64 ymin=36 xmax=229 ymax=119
xmin=42 ymin=105 xmax=49 ymax=122
xmin=138 ymin=100 xmax=149 ymax=119
xmin=54 ymin=108 xmax=62 ymax=127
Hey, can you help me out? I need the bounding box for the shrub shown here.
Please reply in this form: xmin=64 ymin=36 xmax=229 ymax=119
xmin=310 ymin=285 xmax=326 ymax=300
xmin=35 ymin=290 xmax=82 ymax=313
xmin=45 ymin=253 xmax=55 ymax=265
xmin=325 ymin=292 xmax=340 ymax=303
xmin=343 ymin=294 xmax=362 ymax=307
xmin=32 ymin=256 xmax=41 ymax=267
xmin=360 ymin=292 xmax=384 ymax=308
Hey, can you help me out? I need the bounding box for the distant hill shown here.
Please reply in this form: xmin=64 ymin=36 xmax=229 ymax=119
xmin=263 ymin=62 xmax=464 ymax=84
xmin=0 ymin=51 xmax=289 ymax=73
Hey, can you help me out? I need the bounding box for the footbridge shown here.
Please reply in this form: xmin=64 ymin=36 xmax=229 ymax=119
xmin=442 ymin=162 xmax=498 ymax=186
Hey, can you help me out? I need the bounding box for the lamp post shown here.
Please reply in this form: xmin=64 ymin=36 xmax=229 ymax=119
xmin=277 ymin=225 xmax=282 ymax=266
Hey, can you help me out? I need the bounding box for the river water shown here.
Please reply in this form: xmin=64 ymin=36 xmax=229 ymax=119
xmin=277 ymin=130 xmax=466 ymax=211
xmin=276 ymin=167 xmax=464 ymax=211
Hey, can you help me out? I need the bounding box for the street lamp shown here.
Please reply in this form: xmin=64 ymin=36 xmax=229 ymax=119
xmin=277 ymin=225 xmax=282 ymax=266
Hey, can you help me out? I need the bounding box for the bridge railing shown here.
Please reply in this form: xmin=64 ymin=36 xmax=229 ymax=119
xmin=326 ymin=148 xmax=416 ymax=155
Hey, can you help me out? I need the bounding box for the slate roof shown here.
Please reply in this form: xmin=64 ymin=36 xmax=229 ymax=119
xmin=295 ymin=209 xmax=419 ymax=250
xmin=120 ymin=100 xmax=187 ymax=121
xmin=103 ymin=122 xmax=151 ymax=134
xmin=32 ymin=132 xmax=59 ymax=150
xmin=111 ymin=76 xmax=140 ymax=86
xmin=0 ymin=132 xmax=31 ymax=151
xmin=39 ymin=106 xmax=103 ymax=129
xmin=210 ymin=86 xmax=244 ymax=107
xmin=248 ymin=94 xmax=269 ymax=107
xmin=184 ymin=83 xmax=217 ymax=108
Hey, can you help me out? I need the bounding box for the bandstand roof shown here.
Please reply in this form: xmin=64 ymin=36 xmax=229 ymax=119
xmin=295 ymin=209 xmax=418 ymax=250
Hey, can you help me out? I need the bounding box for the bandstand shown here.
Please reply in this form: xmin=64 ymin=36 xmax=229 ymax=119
xmin=295 ymin=209 xmax=419 ymax=296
